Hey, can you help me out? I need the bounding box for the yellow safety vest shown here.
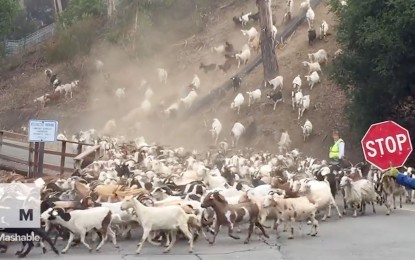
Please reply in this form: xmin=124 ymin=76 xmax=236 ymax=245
xmin=329 ymin=138 xmax=344 ymax=159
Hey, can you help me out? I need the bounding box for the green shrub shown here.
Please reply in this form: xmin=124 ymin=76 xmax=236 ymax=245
xmin=45 ymin=18 xmax=101 ymax=63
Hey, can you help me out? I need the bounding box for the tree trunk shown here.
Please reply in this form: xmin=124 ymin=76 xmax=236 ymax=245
xmin=256 ymin=0 xmax=278 ymax=83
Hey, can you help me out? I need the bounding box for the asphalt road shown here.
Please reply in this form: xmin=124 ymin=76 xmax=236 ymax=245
xmin=2 ymin=201 xmax=415 ymax=260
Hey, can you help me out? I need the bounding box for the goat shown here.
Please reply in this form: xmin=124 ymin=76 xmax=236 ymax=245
xmin=340 ymin=176 xmax=377 ymax=217
xmin=262 ymin=193 xmax=319 ymax=239
xmin=302 ymin=61 xmax=322 ymax=74
xmin=246 ymin=89 xmax=261 ymax=106
xmin=231 ymin=122 xmax=245 ymax=147
xmin=231 ymin=75 xmax=242 ymax=92
xmin=40 ymin=207 xmax=118 ymax=253
xmin=308 ymin=29 xmax=317 ymax=46
xmin=267 ymin=90 xmax=284 ymax=110
xmin=241 ymin=27 xmax=258 ymax=42
xmin=306 ymin=7 xmax=315 ymax=29
xmin=320 ymin=20 xmax=329 ymax=39
xmin=120 ymin=197 xmax=198 ymax=254
xmin=200 ymin=62 xmax=217 ymax=73
xmin=305 ymin=71 xmax=320 ymax=90
xmin=301 ymin=119 xmax=313 ymax=141
xmin=157 ymin=68 xmax=168 ymax=84
xmin=298 ymin=95 xmax=310 ymax=120
xmin=230 ymin=93 xmax=245 ymax=114
xmin=308 ymin=49 xmax=328 ymax=65
xmin=201 ymin=191 xmax=268 ymax=244
xmin=211 ymin=118 xmax=222 ymax=145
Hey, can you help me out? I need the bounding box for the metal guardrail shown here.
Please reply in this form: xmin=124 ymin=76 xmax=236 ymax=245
xmin=2 ymin=23 xmax=56 ymax=56
xmin=0 ymin=130 xmax=100 ymax=177
xmin=184 ymin=0 xmax=323 ymax=117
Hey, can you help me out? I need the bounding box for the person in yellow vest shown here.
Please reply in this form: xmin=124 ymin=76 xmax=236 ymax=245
xmin=329 ymin=130 xmax=345 ymax=169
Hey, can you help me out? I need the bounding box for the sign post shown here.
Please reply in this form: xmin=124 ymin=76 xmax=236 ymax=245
xmin=361 ymin=120 xmax=413 ymax=171
xmin=28 ymin=120 xmax=58 ymax=177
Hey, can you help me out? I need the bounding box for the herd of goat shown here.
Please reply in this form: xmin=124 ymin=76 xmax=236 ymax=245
xmin=5 ymin=0 xmax=396 ymax=258
xmin=0 ymin=135 xmax=414 ymax=257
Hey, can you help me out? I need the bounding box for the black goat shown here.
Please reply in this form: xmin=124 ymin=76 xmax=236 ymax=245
xmin=267 ymin=90 xmax=284 ymax=110
xmin=308 ymin=29 xmax=317 ymax=46
xmin=248 ymin=12 xmax=260 ymax=21
xmin=231 ymin=75 xmax=242 ymax=92
xmin=115 ymin=163 xmax=133 ymax=178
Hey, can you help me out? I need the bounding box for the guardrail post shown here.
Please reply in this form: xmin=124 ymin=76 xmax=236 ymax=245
xmin=28 ymin=142 xmax=33 ymax=178
xmin=33 ymin=142 xmax=40 ymax=175
xmin=0 ymin=131 xmax=3 ymax=148
xmin=38 ymin=142 xmax=45 ymax=177
xmin=60 ymin=141 xmax=66 ymax=175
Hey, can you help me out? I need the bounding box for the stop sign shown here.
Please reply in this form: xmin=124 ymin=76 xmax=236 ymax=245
xmin=361 ymin=120 xmax=413 ymax=171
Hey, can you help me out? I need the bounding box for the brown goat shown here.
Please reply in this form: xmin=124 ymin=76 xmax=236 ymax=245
xmin=201 ymin=191 xmax=269 ymax=244
xmin=271 ymin=177 xmax=300 ymax=198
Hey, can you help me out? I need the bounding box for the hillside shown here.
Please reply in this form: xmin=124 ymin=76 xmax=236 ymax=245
xmin=0 ymin=0 xmax=364 ymax=163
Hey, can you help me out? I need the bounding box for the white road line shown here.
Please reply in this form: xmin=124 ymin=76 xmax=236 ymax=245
xmin=397 ymin=208 xmax=415 ymax=212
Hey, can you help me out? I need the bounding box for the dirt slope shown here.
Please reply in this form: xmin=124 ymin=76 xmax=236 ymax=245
xmin=0 ymin=1 xmax=364 ymax=162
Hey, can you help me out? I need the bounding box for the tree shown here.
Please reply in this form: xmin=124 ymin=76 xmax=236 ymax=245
xmin=256 ymin=0 xmax=278 ymax=82
xmin=329 ymin=0 xmax=415 ymax=138
xmin=0 ymin=0 xmax=20 ymax=39
xmin=59 ymin=0 xmax=105 ymax=27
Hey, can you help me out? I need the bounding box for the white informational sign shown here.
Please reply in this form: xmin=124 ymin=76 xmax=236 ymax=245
xmin=28 ymin=120 xmax=58 ymax=142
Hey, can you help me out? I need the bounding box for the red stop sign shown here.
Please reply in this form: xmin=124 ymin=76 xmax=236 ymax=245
xmin=361 ymin=121 xmax=413 ymax=171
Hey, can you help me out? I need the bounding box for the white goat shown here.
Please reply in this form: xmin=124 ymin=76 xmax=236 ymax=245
xmin=320 ymin=20 xmax=329 ymax=39
xmin=144 ymin=87 xmax=154 ymax=100
xmin=211 ymin=44 xmax=225 ymax=54
xmin=305 ymin=71 xmax=320 ymax=90
xmin=301 ymin=119 xmax=313 ymax=141
xmin=293 ymin=179 xmax=342 ymax=220
xmin=141 ymin=99 xmax=151 ymax=114
xmin=292 ymin=75 xmax=302 ymax=89
xmin=293 ymin=89 xmax=303 ymax=110
xmin=246 ymin=89 xmax=261 ymax=106
xmin=306 ymin=7 xmax=315 ymax=29
xmin=230 ymin=93 xmax=245 ymax=114
xmin=192 ymin=74 xmax=201 ymax=90
xmin=300 ymin=0 xmax=310 ymax=9
xmin=231 ymin=122 xmax=245 ymax=147
xmin=298 ymin=95 xmax=310 ymax=120
xmin=302 ymin=61 xmax=322 ymax=74
xmin=272 ymin=25 xmax=278 ymax=40
xmin=278 ymin=130 xmax=291 ymax=154
xmin=340 ymin=176 xmax=377 ymax=217
xmin=308 ymin=49 xmax=328 ymax=65
xmin=157 ymin=68 xmax=168 ymax=85
xmin=121 ymin=197 xmax=197 ymax=254
xmin=241 ymin=12 xmax=251 ymax=27
xmin=262 ymin=194 xmax=318 ymax=239
xmin=34 ymin=95 xmax=49 ymax=107
xmin=180 ymin=90 xmax=198 ymax=109
xmin=115 ymin=88 xmax=126 ymax=100
xmin=210 ymin=118 xmax=222 ymax=145
xmin=241 ymin=27 xmax=258 ymax=42
xmin=235 ymin=48 xmax=251 ymax=68
xmin=164 ymin=103 xmax=179 ymax=117
xmin=268 ymin=75 xmax=284 ymax=90
xmin=41 ymin=207 xmax=117 ymax=253
xmin=95 ymin=60 xmax=104 ymax=72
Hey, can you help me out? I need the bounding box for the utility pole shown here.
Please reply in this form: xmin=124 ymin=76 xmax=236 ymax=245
xmin=256 ymin=0 xmax=278 ymax=83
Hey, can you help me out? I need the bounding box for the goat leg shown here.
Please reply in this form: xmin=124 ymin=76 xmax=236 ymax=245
xmin=209 ymin=223 xmax=220 ymax=244
xmin=254 ymin=221 xmax=269 ymax=238
xmin=228 ymin=224 xmax=240 ymax=240
xmin=163 ymin=230 xmax=176 ymax=253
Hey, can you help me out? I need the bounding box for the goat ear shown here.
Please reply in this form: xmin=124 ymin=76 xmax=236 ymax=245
xmin=209 ymin=194 xmax=214 ymax=200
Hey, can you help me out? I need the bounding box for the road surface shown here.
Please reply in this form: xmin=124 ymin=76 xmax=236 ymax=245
xmin=0 ymin=139 xmax=75 ymax=174
xmin=2 ymin=202 xmax=415 ymax=259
